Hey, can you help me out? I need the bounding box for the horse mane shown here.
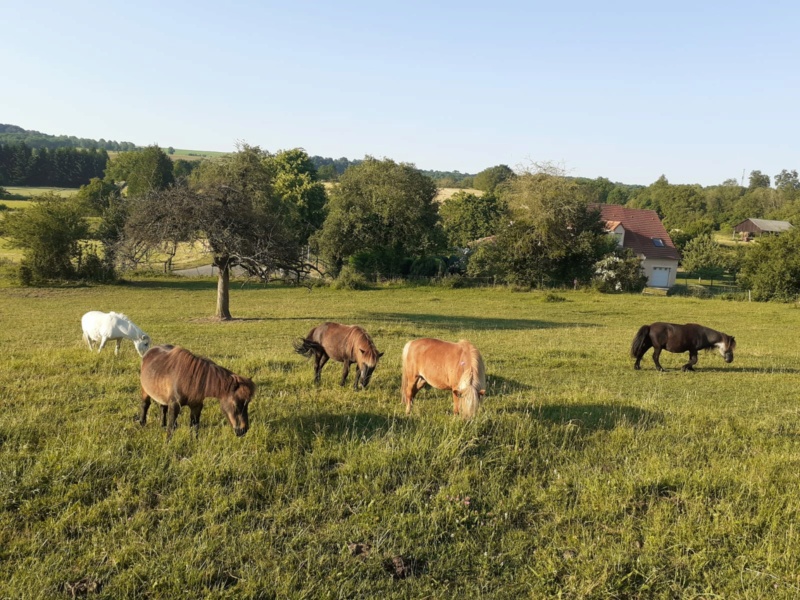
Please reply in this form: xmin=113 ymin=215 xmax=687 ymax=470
xmin=456 ymin=340 xmax=485 ymax=393
xmin=165 ymin=346 xmax=252 ymax=399
xmin=347 ymin=325 xmax=380 ymax=364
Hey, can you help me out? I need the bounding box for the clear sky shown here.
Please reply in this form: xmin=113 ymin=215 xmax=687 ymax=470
xmin=5 ymin=0 xmax=800 ymax=186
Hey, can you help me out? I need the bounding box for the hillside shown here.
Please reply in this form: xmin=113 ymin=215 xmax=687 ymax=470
xmin=0 ymin=123 xmax=136 ymax=152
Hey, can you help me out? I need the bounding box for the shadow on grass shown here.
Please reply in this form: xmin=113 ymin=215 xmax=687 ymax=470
xmin=278 ymin=411 xmax=416 ymax=443
xmin=499 ymin=402 xmax=663 ymax=431
xmin=361 ymin=312 xmax=594 ymax=331
xmin=486 ymin=374 xmax=532 ymax=394
xmin=121 ymin=278 xmax=218 ymax=291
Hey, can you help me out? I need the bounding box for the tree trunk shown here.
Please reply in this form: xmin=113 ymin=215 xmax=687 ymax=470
xmin=216 ymin=257 xmax=232 ymax=320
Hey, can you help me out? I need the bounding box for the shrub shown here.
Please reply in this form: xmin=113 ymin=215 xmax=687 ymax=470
xmin=543 ymin=292 xmax=567 ymax=302
xmin=331 ymin=265 xmax=370 ymax=290
xmin=593 ymin=250 xmax=648 ymax=293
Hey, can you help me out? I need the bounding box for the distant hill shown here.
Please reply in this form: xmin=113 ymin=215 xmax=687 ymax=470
xmin=309 ymin=155 xmax=475 ymax=186
xmin=0 ymin=124 xmax=137 ymax=152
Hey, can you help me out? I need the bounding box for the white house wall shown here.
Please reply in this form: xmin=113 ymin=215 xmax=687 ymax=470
xmin=640 ymin=257 xmax=679 ymax=288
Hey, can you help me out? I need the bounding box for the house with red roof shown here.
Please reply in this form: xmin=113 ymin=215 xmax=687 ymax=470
xmin=596 ymin=204 xmax=681 ymax=288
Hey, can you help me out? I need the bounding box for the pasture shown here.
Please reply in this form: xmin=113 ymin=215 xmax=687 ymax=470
xmin=1 ymin=281 xmax=799 ymax=598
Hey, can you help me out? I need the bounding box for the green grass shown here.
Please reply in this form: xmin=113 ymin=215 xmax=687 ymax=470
xmin=168 ymin=149 xmax=228 ymax=161
xmin=2 ymin=186 xmax=79 ymax=200
xmin=1 ymin=282 xmax=800 ymax=597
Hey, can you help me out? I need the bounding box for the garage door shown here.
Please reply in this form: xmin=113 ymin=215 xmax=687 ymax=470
xmin=650 ymin=266 xmax=671 ymax=288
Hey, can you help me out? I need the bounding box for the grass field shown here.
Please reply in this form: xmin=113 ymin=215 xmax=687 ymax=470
xmin=1 ymin=186 xmax=79 ymax=200
xmin=1 ymin=282 xmax=800 ymax=597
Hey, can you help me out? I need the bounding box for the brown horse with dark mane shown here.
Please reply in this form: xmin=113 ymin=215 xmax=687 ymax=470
xmin=631 ymin=322 xmax=736 ymax=371
xmin=401 ymin=338 xmax=486 ymax=418
xmin=139 ymin=345 xmax=256 ymax=438
xmin=293 ymin=322 xmax=383 ymax=390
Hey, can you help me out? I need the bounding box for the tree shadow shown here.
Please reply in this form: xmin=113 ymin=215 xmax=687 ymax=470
xmin=361 ymin=312 xmax=593 ymax=331
xmin=498 ymin=402 xmax=663 ymax=432
xmin=121 ymin=279 xmax=218 ymax=291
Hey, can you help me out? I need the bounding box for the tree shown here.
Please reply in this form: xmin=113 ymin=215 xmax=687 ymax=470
xmin=748 ymin=170 xmax=771 ymax=190
xmin=269 ymin=148 xmax=327 ymax=245
xmin=313 ymin=157 xmax=442 ymax=278
xmin=473 ymin=164 xmax=515 ymax=194
xmin=681 ymin=234 xmax=725 ymax=287
xmin=123 ymin=145 xmax=318 ymax=319
xmin=0 ymin=193 xmax=89 ymax=281
xmin=492 ymin=164 xmax=615 ymax=287
xmin=593 ymin=249 xmax=647 ymax=293
xmin=75 ymin=177 xmax=121 ymax=215
xmin=738 ymin=227 xmax=800 ymax=301
xmin=105 ymin=145 xmax=174 ymax=197
xmin=439 ymin=191 xmax=504 ymax=247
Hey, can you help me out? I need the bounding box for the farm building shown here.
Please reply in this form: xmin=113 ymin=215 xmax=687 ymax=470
xmin=596 ymin=204 xmax=681 ymax=288
xmin=732 ymin=218 xmax=793 ymax=241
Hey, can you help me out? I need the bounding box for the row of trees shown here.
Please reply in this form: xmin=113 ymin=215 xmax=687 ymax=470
xmin=0 ymin=144 xmax=109 ymax=187
xmin=0 ymin=124 xmax=136 ymax=151
xmin=4 ymin=143 xmax=800 ymax=312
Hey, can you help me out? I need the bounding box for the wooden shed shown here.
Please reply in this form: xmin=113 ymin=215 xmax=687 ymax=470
xmin=733 ymin=218 xmax=793 ymax=241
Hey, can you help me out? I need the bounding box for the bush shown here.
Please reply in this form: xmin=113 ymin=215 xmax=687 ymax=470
xmin=331 ymin=265 xmax=370 ymax=290
xmin=543 ymin=292 xmax=567 ymax=302
xmin=435 ymin=274 xmax=467 ymax=289
xmin=593 ymin=250 xmax=648 ymax=293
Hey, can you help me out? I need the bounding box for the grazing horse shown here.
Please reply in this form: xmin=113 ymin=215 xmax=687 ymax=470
xmin=631 ymin=322 xmax=736 ymax=371
xmin=293 ymin=322 xmax=383 ymax=390
xmin=138 ymin=345 xmax=255 ymax=438
xmin=82 ymin=311 xmax=150 ymax=357
xmin=401 ymin=338 xmax=486 ymax=418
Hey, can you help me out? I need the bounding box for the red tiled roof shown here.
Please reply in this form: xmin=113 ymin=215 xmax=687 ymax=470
xmin=595 ymin=204 xmax=681 ymax=261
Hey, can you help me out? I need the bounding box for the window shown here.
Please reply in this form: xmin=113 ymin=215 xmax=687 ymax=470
xmin=652 ymin=238 xmax=665 ymax=247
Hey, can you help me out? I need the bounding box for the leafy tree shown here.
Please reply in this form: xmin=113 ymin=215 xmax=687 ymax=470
xmin=492 ymin=165 xmax=615 ymax=287
xmin=75 ymin=177 xmax=121 ymax=215
xmin=313 ymin=157 xmax=442 ymax=278
xmin=105 ymin=145 xmax=174 ymax=197
xmin=738 ymin=227 xmax=800 ymax=301
xmin=0 ymin=193 xmax=89 ymax=281
xmin=473 ymin=164 xmax=515 ymax=194
xmin=269 ymin=148 xmax=327 ymax=245
xmin=167 ymin=146 xmax=175 ymax=155
xmin=439 ymin=191 xmax=504 ymax=247
xmin=172 ymin=159 xmax=198 ymax=180
xmin=316 ymin=164 xmax=337 ymax=181
xmin=681 ymin=234 xmax=725 ymax=287
xmin=748 ymin=170 xmax=771 ymax=190
xmin=123 ymin=145 xmax=317 ymax=319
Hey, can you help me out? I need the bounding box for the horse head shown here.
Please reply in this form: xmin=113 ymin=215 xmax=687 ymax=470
xmin=357 ymin=348 xmax=384 ymax=389
xmin=719 ymin=335 xmax=735 ymax=363
xmin=221 ymin=376 xmax=256 ymax=437
xmin=134 ymin=334 xmax=151 ymax=357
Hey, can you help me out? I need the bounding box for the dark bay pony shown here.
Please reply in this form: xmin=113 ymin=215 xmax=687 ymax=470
xmin=139 ymin=345 xmax=256 ymax=438
xmin=631 ymin=323 xmax=736 ymax=371
xmin=293 ymin=322 xmax=384 ymax=390
xmin=401 ymin=338 xmax=486 ymax=418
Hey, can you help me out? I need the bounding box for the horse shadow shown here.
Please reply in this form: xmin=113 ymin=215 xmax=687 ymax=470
xmin=486 ymin=374 xmax=532 ymax=394
xmin=498 ymin=402 xmax=663 ymax=432
xmin=275 ymin=411 xmax=417 ymax=446
xmin=361 ymin=312 xmax=593 ymax=332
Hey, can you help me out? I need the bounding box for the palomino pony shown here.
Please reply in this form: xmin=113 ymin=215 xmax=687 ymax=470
xmin=631 ymin=322 xmax=736 ymax=371
xmin=294 ymin=322 xmax=384 ymax=390
xmin=401 ymin=338 xmax=486 ymax=419
xmin=138 ymin=345 xmax=256 ymax=438
xmin=82 ymin=311 xmax=150 ymax=357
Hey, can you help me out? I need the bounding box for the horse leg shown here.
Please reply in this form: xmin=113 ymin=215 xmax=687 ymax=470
xmin=189 ymin=404 xmax=203 ymax=437
xmin=166 ymin=400 xmax=181 ymax=440
xmin=340 ymin=360 xmax=351 ymax=386
xmin=114 ymin=339 xmax=121 ymax=356
xmin=83 ymin=333 xmax=94 ymax=351
xmin=682 ymin=351 xmax=698 ymax=372
xmin=138 ymin=390 xmax=151 ymax=426
xmin=452 ymin=390 xmax=460 ymax=416
xmin=652 ymin=346 xmax=665 ymax=371
xmin=98 ymin=336 xmax=108 ymax=353
xmin=160 ymin=404 xmax=168 ymax=428
xmin=314 ymin=353 xmax=329 ymax=384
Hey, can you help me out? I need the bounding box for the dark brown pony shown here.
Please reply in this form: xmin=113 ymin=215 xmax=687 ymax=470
xmin=401 ymin=338 xmax=486 ymax=418
xmin=294 ymin=322 xmax=383 ymax=390
xmin=139 ymin=345 xmax=256 ymax=438
xmin=631 ymin=322 xmax=736 ymax=371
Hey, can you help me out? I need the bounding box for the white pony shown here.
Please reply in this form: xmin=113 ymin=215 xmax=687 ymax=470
xmin=81 ymin=311 xmax=151 ymax=357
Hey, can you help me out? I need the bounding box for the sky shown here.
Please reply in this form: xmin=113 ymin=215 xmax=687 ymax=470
xmin=5 ymin=0 xmax=800 ymax=186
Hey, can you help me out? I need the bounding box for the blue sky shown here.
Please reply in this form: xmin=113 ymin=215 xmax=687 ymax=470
xmin=5 ymin=0 xmax=800 ymax=186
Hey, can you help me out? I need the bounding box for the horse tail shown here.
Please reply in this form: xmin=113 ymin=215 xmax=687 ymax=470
xmin=457 ymin=341 xmax=486 ymax=419
xmin=293 ymin=337 xmax=323 ymax=358
xmin=631 ymin=325 xmax=651 ymax=358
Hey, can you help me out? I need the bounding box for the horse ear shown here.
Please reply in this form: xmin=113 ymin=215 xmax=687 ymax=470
xmin=360 ymin=348 xmax=366 ymax=354
xmin=479 ymin=389 xmax=486 ymax=396
xmin=378 ymin=352 xmax=385 ymax=358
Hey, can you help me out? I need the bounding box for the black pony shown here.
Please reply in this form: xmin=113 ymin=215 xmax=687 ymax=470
xmin=631 ymin=322 xmax=736 ymax=371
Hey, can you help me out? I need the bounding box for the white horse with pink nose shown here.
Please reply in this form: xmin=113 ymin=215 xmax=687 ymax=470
xmin=81 ymin=311 xmax=151 ymax=357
